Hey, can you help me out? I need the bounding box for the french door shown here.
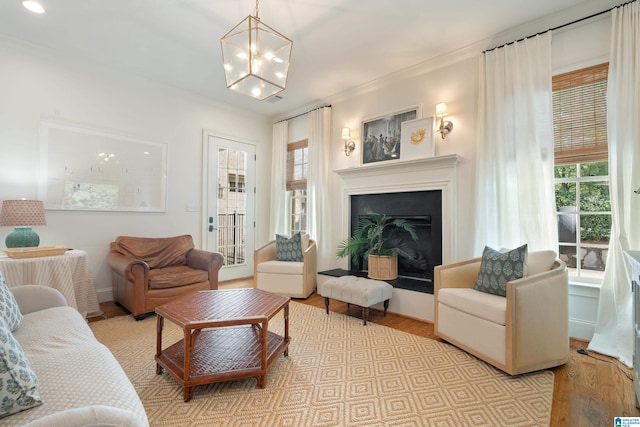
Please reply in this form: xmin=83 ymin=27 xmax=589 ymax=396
xmin=204 ymin=133 xmax=256 ymax=281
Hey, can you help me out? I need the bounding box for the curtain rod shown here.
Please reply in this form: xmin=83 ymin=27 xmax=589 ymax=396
xmin=483 ymin=0 xmax=636 ymax=53
xmin=275 ymin=105 xmax=331 ymax=124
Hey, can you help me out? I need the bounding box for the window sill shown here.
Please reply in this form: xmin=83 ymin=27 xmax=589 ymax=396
xmin=568 ymin=279 xmax=602 ymax=290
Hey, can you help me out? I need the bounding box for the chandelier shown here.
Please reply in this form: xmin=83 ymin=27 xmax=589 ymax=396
xmin=220 ymin=0 xmax=293 ymax=101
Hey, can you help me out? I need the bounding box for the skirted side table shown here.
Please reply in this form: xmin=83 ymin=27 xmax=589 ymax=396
xmin=0 ymin=249 xmax=102 ymax=318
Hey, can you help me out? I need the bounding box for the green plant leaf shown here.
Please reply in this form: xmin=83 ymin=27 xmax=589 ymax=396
xmin=335 ymin=210 xmax=419 ymax=265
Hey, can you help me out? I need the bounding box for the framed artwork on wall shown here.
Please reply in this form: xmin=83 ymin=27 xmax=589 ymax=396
xmin=400 ymin=116 xmax=435 ymax=161
xmin=361 ymin=106 xmax=420 ymax=165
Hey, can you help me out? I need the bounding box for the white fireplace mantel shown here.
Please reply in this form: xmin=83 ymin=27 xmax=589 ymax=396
xmin=332 ymin=154 xmax=461 ymax=323
xmin=335 ymin=154 xmax=461 ymax=265
xmin=334 ymin=154 xmax=460 ymax=180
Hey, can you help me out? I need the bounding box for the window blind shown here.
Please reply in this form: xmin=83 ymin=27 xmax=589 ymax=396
xmin=286 ymin=139 xmax=308 ymax=191
xmin=552 ymin=63 xmax=608 ymax=165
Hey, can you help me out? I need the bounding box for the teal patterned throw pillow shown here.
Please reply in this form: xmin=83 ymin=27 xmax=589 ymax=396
xmin=0 ymin=316 xmax=43 ymax=418
xmin=0 ymin=273 xmax=22 ymax=332
xmin=276 ymin=232 xmax=304 ymax=262
xmin=473 ymin=244 xmax=528 ymax=297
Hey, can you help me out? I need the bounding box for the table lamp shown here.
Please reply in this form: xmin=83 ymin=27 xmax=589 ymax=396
xmin=0 ymin=199 xmax=47 ymax=248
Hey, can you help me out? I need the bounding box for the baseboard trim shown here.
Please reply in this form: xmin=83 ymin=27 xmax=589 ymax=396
xmin=569 ymin=318 xmax=595 ymax=341
xmin=96 ymin=288 xmax=114 ymax=303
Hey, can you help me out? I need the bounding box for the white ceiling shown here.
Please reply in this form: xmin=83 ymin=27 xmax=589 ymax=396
xmin=0 ymin=0 xmax=615 ymax=118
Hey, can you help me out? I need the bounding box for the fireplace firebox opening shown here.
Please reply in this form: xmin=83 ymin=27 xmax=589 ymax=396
xmin=349 ymin=190 xmax=442 ymax=290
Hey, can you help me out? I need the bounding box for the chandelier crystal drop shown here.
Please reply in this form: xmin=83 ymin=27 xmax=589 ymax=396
xmin=220 ymin=0 xmax=293 ymax=101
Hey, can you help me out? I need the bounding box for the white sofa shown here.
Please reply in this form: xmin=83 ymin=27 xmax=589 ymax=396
xmin=254 ymin=234 xmax=317 ymax=298
xmin=434 ymin=250 xmax=569 ymax=375
xmin=4 ymin=285 xmax=148 ymax=426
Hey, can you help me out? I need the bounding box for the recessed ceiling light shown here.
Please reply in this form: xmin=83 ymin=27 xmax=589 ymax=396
xmin=22 ymin=1 xmax=45 ymax=14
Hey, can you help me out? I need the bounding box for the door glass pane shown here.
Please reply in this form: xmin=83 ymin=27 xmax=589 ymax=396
xmin=217 ymin=148 xmax=247 ymax=266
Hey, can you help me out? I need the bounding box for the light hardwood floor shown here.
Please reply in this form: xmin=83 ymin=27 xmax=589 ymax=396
xmin=91 ymin=277 xmax=640 ymax=427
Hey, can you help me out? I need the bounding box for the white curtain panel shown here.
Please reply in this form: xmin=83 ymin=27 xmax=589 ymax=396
xmin=474 ymin=33 xmax=558 ymax=253
xmin=307 ymin=107 xmax=333 ymax=271
xmin=269 ymin=120 xmax=289 ymax=237
xmin=588 ymin=1 xmax=640 ymax=368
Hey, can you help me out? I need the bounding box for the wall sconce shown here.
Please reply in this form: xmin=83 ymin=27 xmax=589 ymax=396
xmin=342 ymin=127 xmax=356 ymax=156
xmin=436 ymin=103 xmax=453 ymax=140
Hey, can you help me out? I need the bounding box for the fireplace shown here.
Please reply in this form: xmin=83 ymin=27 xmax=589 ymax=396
xmin=349 ymin=190 xmax=442 ymax=287
xmin=333 ymin=155 xmax=459 ymax=297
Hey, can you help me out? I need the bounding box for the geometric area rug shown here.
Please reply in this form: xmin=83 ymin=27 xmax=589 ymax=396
xmin=90 ymin=302 xmax=554 ymax=427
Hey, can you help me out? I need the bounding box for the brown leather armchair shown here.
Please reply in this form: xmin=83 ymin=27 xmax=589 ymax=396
xmin=108 ymin=235 xmax=224 ymax=319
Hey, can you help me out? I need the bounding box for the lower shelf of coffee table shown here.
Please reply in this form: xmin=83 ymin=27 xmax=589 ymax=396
xmin=156 ymin=325 xmax=288 ymax=388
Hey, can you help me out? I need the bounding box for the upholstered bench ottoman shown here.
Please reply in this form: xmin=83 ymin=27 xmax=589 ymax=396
xmin=320 ymin=275 xmax=393 ymax=325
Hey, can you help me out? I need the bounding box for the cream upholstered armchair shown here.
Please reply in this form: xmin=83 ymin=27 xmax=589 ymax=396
xmin=434 ymin=249 xmax=569 ymax=375
xmin=254 ymin=234 xmax=317 ymax=298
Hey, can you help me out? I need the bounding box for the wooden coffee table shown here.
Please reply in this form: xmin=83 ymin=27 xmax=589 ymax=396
xmin=155 ymin=288 xmax=290 ymax=402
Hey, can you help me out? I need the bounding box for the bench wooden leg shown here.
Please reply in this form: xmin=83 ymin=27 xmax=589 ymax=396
xmin=362 ymin=307 xmax=369 ymax=325
xmin=324 ymin=297 xmax=330 ymax=314
xmin=383 ymin=299 xmax=389 ymax=316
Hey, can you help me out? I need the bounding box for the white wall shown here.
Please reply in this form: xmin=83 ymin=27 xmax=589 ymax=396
xmin=314 ymin=12 xmax=613 ymax=339
xmin=0 ymin=39 xmax=272 ymax=301
xmin=288 ymin=114 xmax=309 ymax=144
xmin=552 ymin=13 xmax=611 ymax=73
xmin=329 ymin=52 xmax=479 ymax=263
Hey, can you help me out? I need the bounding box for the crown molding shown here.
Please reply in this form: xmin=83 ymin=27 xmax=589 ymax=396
xmin=326 ymin=42 xmax=485 ymax=106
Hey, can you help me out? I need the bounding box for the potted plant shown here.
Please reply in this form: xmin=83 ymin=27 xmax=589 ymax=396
xmin=336 ymin=209 xmax=418 ymax=280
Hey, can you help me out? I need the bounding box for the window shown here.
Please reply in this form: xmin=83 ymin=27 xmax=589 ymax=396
xmin=553 ymin=63 xmax=611 ymax=282
xmin=287 ymin=140 xmax=308 ymax=234
xmin=229 ymin=174 xmax=245 ymax=192
xmin=290 ymin=190 xmax=307 ymax=234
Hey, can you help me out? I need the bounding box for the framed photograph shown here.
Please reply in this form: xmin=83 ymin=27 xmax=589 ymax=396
xmin=39 ymin=120 xmax=167 ymax=212
xmin=400 ymin=117 xmax=435 ymax=161
xmin=361 ymin=106 xmax=420 ymax=165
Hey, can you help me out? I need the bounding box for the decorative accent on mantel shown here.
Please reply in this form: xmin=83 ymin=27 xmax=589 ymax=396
xmin=335 ymin=154 xmax=460 ymax=178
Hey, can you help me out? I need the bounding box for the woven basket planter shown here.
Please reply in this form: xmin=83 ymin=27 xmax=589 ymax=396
xmin=367 ymin=254 xmax=398 ymax=280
